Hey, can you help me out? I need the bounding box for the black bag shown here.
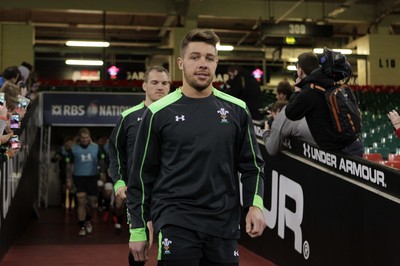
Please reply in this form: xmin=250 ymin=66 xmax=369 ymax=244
xmin=311 ymin=83 xmax=362 ymax=138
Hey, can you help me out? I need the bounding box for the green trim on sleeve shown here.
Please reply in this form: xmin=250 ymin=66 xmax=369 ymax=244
xmin=157 ymin=230 xmax=163 ymax=260
xmin=114 ymin=102 xmax=146 ymax=182
xmin=114 ymin=180 xmax=126 ymax=193
xmin=138 ymin=114 xmax=155 ymax=228
xmin=247 ymin=124 xmax=262 ymax=200
xmin=129 ymin=227 xmax=147 ymax=242
xmin=252 ymin=195 xmax=264 ymax=211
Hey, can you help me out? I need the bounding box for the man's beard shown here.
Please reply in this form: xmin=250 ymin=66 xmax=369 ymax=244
xmin=184 ymin=71 xmax=213 ymax=92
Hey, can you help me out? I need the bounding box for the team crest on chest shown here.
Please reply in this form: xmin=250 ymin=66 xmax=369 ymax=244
xmin=217 ymin=108 xmax=229 ymax=123
xmin=162 ymin=238 xmax=172 ymax=254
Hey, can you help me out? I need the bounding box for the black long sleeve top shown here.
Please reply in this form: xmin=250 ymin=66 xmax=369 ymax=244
xmin=109 ymin=101 xmax=146 ymax=192
xmin=127 ymin=88 xmax=265 ymax=241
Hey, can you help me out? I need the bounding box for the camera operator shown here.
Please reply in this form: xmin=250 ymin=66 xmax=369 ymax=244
xmin=285 ymin=51 xmax=363 ymax=156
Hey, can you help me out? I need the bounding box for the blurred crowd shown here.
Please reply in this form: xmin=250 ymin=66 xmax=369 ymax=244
xmin=0 ymin=62 xmax=38 ymax=163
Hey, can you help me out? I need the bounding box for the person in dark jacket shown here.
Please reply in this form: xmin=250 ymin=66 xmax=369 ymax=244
xmin=127 ymin=29 xmax=265 ymax=265
xmin=226 ymin=65 xmax=264 ymax=120
xmin=285 ymin=51 xmax=363 ymax=156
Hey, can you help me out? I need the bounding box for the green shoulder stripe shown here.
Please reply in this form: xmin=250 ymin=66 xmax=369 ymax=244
xmin=213 ymin=88 xmax=247 ymax=109
xmin=148 ymin=89 xmax=182 ymax=114
xmin=121 ymin=101 xmax=145 ymax=117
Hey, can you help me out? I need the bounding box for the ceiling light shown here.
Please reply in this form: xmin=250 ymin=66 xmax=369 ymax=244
xmin=313 ymin=48 xmax=352 ymax=55
xmin=216 ymin=44 xmax=234 ymax=51
xmin=65 ymin=59 xmax=104 ymax=66
xmin=66 ymin=41 xmax=110 ymax=47
xmin=287 ymin=65 xmax=297 ymax=71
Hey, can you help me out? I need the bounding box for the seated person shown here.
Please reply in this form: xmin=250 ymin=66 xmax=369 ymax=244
xmin=263 ymin=100 xmax=315 ymax=156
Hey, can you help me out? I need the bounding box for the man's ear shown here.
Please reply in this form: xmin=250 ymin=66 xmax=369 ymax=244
xmin=178 ymin=57 xmax=183 ymax=70
xmin=142 ymin=82 xmax=147 ymax=92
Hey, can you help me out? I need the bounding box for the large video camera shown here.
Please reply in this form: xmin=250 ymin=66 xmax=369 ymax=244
xmin=318 ymin=47 xmax=352 ymax=83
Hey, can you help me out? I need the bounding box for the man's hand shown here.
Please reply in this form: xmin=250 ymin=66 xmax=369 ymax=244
xmin=388 ymin=110 xmax=400 ymax=130
xmin=129 ymin=241 xmax=149 ymax=262
xmin=115 ymin=185 xmax=127 ymax=201
xmin=245 ymin=206 xmax=266 ymax=238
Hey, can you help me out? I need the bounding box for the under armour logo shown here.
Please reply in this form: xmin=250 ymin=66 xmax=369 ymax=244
xmin=233 ymin=250 xmax=239 ymax=257
xmin=80 ymin=153 xmax=93 ymax=162
xmin=175 ymin=115 xmax=185 ymax=121
xmin=137 ymin=117 xmax=142 ymax=121
xmin=303 ymin=143 xmax=311 ymax=158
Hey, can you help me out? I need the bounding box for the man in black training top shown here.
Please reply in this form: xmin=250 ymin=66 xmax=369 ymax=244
xmin=127 ymin=29 xmax=266 ymax=266
xmin=109 ymin=65 xmax=170 ymax=266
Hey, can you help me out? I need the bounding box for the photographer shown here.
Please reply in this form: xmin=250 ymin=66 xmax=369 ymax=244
xmin=263 ymin=100 xmax=315 ymax=156
xmin=285 ymin=51 xmax=363 ymax=157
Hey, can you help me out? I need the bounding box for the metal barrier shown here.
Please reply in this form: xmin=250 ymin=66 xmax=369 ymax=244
xmin=239 ymin=135 xmax=400 ymax=266
xmin=0 ymin=100 xmax=41 ymax=261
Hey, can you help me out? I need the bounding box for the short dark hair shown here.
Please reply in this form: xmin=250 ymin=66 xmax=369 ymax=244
xmin=180 ymin=29 xmax=220 ymax=57
xmin=276 ymin=80 xmax=293 ymax=99
xmin=2 ymin=66 xmax=20 ymax=80
xmin=143 ymin=65 xmax=169 ymax=83
xmin=297 ymin=52 xmax=319 ymax=75
xmin=227 ymin=65 xmax=242 ymax=73
xmin=21 ymin=62 xmax=33 ymax=71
